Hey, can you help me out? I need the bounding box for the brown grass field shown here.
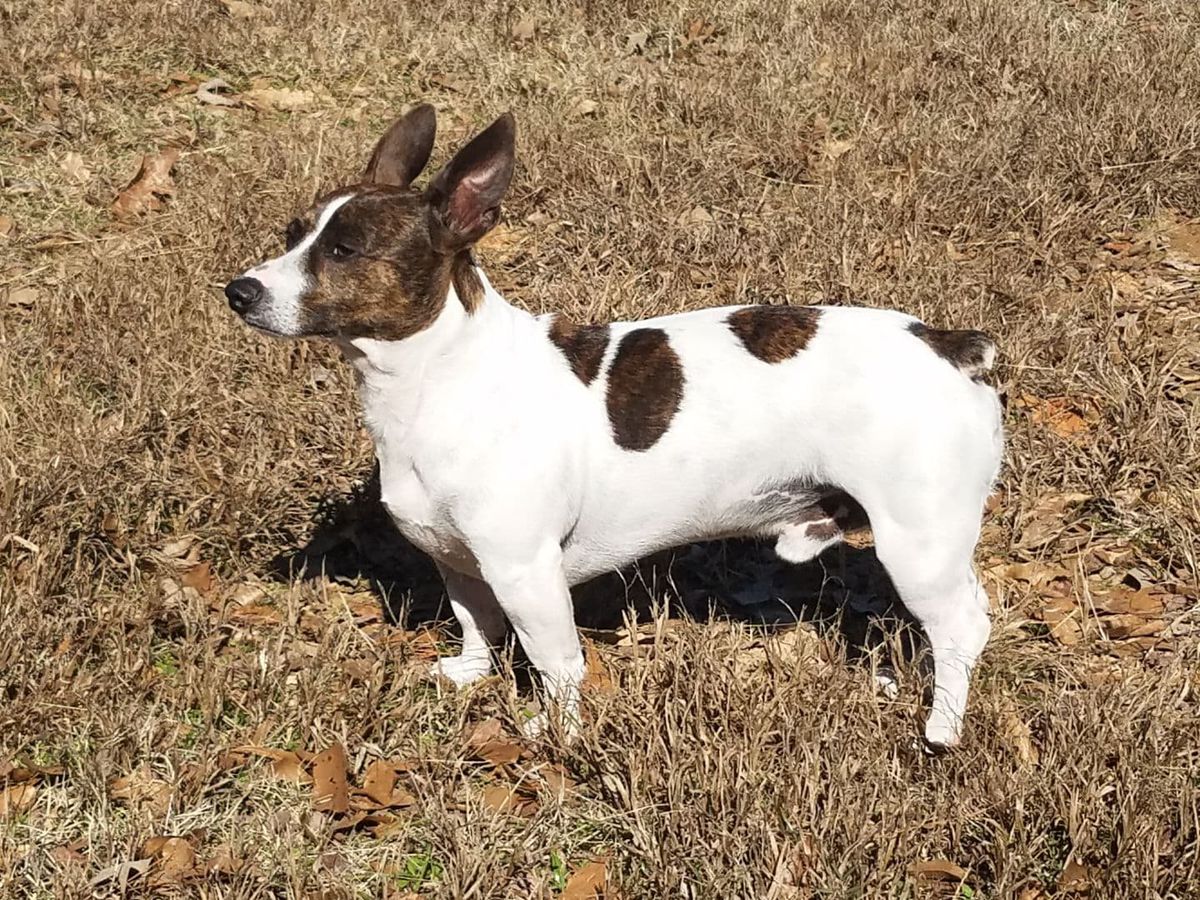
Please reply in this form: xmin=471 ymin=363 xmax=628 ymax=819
xmin=2 ymin=0 xmax=1199 ymax=896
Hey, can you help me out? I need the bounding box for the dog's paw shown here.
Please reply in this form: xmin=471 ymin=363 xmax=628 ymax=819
xmin=429 ymin=654 xmax=492 ymax=688
xmin=922 ymin=715 xmax=962 ymax=752
xmin=873 ymin=670 xmax=900 ymax=701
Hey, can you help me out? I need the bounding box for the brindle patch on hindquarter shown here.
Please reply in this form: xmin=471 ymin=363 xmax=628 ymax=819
xmin=907 ymin=322 xmax=996 ymax=379
xmin=727 ymin=305 xmax=822 ymax=363
xmin=299 ymin=186 xmax=480 ymax=340
xmin=547 ymin=315 xmax=611 ymax=385
xmin=605 ymin=328 xmax=685 ymax=451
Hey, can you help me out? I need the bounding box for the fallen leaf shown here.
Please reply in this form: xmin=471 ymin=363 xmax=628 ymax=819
xmin=59 ymin=151 xmax=90 ymax=183
xmin=997 ymin=699 xmax=1039 ymax=768
xmin=562 ymin=859 xmax=608 ymax=899
xmin=624 ymin=28 xmax=651 ymax=55
xmin=0 ymin=783 xmax=36 ymax=816
xmin=229 ymin=582 xmax=266 ymax=605
xmin=1058 ymin=858 xmax=1092 ymax=893
xmin=195 ymin=78 xmax=240 ymax=108
xmin=244 ymin=87 xmax=318 ymax=111
xmin=3 ymin=286 xmax=41 ymax=309
xmin=511 ymin=15 xmax=536 ymax=41
xmin=144 ymin=836 xmax=196 ymax=884
xmin=572 ymin=98 xmax=599 ymax=118
xmin=203 ymin=843 xmax=245 ymax=876
xmin=89 ymin=859 xmax=152 ymax=889
xmin=49 ymin=844 xmax=87 ymax=867
xmin=0 ymin=214 xmax=13 ymax=237
xmin=1018 ymin=394 xmax=1099 ymax=441
xmin=677 ymin=205 xmax=714 ymax=228
xmin=109 ymin=767 xmax=173 ymax=814
xmin=180 ymin=561 xmax=214 ymax=594
xmin=360 ymin=759 xmax=396 ymax=807
xmin=582 ymin=640 xmax=616 ymax=695
xmin=232 ymin=745 xmax=311 ymax=783
xmin=480 ymin=782 xmax=537 ymax=817
xmin=220 ymin=0 xmax=259 ymax=18
xmin=311 ymin=744 xmax=350 ymax=814
xmin=112 ymin=147 xmax=181 ymax=220
xmin=160 ymin=536 xmax=197 ymax=559
xmin=909 ymin=858 xmax=970 ymax=882
xmin=463 ymin=718 xmax=524 ymax=767
xmin=1165 ymin=221 xmax=1200 ymax=264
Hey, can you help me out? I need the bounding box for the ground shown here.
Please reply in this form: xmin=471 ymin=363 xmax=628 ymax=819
xmin=1 ymin=0 xmax=1199 ymax=897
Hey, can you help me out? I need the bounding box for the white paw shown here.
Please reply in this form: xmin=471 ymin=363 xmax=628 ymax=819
xmin=923 ymin=714 xmax=962 ymax=751
xmin=429 ymin=654 xmax=492 ymax=688
xmin=873 ymin=671 xmax=899 ymax=701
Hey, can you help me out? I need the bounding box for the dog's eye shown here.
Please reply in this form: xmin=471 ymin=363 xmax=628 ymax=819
xmin=329 ymin=243 xmax=357 ymax=260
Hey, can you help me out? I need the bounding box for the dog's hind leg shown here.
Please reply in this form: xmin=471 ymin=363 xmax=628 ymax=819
xmin=774 ymin=516 xmax=843 ymax=565
xmin=870 ymin=515 xmax=991 ymax=749
xmin=430 ymin=565 xmax=507 ymax=687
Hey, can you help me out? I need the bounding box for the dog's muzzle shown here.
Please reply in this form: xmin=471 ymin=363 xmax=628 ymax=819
xmin=225 ymin=277 xmax=264 ymax=315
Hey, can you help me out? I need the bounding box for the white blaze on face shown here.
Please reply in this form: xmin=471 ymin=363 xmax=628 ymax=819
xmin=242 ymin=193 xmax=353 ymax=335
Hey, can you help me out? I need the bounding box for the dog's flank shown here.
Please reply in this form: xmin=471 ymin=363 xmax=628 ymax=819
xmin=226 ymin=106 xmax=1004 ymax=749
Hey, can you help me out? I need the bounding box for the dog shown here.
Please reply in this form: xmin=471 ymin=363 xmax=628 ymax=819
xmin=225 ymin=104 xmax=1004 ymax=748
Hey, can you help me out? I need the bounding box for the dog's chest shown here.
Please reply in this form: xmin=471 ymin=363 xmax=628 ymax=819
xmin=376 ymin=458 xmax=476 ymax=574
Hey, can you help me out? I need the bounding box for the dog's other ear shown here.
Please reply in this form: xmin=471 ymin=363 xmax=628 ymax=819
xmin=363 ymin=103 xmax=437 ymax=187
xmin=425 ymin=112 xmax=515 ymax=250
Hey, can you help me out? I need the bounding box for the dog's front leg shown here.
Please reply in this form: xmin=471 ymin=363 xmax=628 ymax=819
xmin=479 ymin=542 xmax=584 ymax=737
xmin=430 ymin=563 xmax=507 ymax=687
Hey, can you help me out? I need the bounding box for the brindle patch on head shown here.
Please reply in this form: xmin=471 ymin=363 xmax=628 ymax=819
xmin=727 ymin=305 xmax=822 ymax=363
xmin=297 ymin=185 xmax=481 ymax=340
xmin=605 ymin=328 xmax=685 ymax=451
xmin=548 ymin=315 xmax=610 ymax=385
xmin=908 ymin=322 xmax=996 ymax=379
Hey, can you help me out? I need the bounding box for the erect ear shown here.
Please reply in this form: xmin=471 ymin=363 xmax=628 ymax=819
xmin=362 ymin=103 xmax=437 ymax=187
xmin=425 ymin=112 xmax=515 ymax=251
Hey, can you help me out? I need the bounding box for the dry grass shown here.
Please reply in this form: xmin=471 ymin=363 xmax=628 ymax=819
xmin=2 ymin=0 xmax=1199 ymax=896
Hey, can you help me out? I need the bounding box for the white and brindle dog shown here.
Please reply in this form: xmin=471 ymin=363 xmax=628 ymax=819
xmin=226 ymin=105 xmax=1004 ymax=748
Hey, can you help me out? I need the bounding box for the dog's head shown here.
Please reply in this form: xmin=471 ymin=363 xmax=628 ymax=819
xmin=225 ymin=105 xmax=514 ymax=340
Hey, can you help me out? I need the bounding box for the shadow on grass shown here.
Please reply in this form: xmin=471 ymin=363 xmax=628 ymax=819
xmin=268 ymin=465 xmax=928 ymax=677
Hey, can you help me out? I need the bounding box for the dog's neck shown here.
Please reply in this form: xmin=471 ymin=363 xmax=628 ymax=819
xmin=339 ymin=267 xmax=522 ymax=442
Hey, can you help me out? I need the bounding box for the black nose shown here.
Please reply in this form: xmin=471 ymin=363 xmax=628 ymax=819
xmin=225 ymin=277 xmax=263 ymax=314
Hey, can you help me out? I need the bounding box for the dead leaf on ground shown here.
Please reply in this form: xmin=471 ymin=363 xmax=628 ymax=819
xmin=997 ymin=699 xmax=1039 ymax=768
xmin=1058 ymin=858 xmax=1093 ymax=893
xmin=244 ymin=87 xmax=318 ymax=111
xmin=1016 ymin=394 xmax=1100 ymax=441
xmin=180 ymin=561 xmax=214 ymax=594
xmin=109 ymin=767 xmax=173 ymax=814
xmin=143 ymin=836 xmax=196 ymax=884
xmin=463 ymin=718 xmax=525 ymax=767
xmin=0 ymin=783 xmax=37 ymax=816
xmin=203 ymin=843 xmax=245 ymax=876
xmin=3 ymin=286 xmax=42 ymax=309
xmin=582 ymin=640 xmax=616 ymax=695
xmin=59 ymin=151 xmax=90 ymax=183
xmin=511 ymin=15 xmax=536 ymax=42
xmin=909 ymin=858 xmax=970 ymax=882
xmin=357 ymin=759 xmax=416 ymax=809
xmin=89 ymin=858 xmax=152 ymax=889
xmin=480 ymin=782 xmax=538 ymax=817
xmin=0 ymin=214 xmax=13 ymax=237
xmin=195 ymin=78 xmax=240 ymax=108
xmin=572 ymin=98 xmax=599 ymax=118
xmin=1015 ymin=492 xmax=1091 ymax=551
xmin=562 ymin=859 xmax=608 ymax=899
xmin=219 ymin=0 xmax=260 ymax=18
xmin=112 ymin=147 xmax=181 ymax=220
xmin=232 ymin=745 xmax=311 ymax=783
xmin=312 ymin=744 xmax=350 ymax=814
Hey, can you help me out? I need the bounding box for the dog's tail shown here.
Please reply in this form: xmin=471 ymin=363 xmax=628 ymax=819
xmin=908 ymin=322 xmax=996 ymax=380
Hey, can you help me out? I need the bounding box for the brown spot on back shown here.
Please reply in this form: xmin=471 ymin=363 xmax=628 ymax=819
xmin=548 ymin=315 xmax=611 ymax=385
xmin=605 ymin=328 xmax=685 ymax=451
xmin=727 ymin=305 xmax=822 ymax=362
xmin=908 ymin=322 xmax=996 ymax=379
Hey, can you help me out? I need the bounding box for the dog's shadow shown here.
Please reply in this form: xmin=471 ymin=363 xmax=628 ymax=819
xmin=269 ymin=466 xmax=926 ymax=675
